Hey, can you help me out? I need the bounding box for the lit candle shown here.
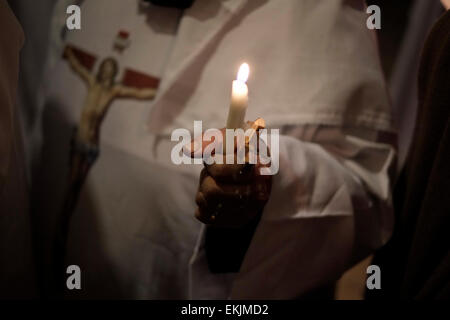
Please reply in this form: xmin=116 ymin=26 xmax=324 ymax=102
xmin=226 ymin=63 xmax=249 ymax=129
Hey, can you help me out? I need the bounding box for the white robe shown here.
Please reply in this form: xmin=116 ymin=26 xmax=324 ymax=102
xmin=16 ymin=0 xmax=395 ymax=299
xmin=147 ymin=0 xmax=395 ymax=299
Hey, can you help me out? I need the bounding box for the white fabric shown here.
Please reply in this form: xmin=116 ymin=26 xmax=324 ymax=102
xmin=149 ymin=0 xmax=393 ymax=134
xmin=234 ymin=133 xmax=394 ymax=298
xmin=171 ymin=0 xmax=395 ymax=299
xmin=190 ymin=126 xmax=395 ymax=299
xmin=15 ymin=0 xmax=395 ymax=299
xmin=45 ymin=0 xmax=182 ymax=152
xmin=37 ymin=0 xmax=197 ymax=298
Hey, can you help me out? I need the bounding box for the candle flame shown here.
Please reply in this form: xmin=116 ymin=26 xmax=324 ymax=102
xmin=237 ymin=63 xmax=249 ymax=83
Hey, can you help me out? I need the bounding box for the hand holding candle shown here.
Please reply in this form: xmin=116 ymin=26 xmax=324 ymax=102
xmin=187 ymin=62 xmax=272 ymax=227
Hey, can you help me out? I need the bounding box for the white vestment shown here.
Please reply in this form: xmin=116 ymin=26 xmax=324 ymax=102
xmin=16 ymin=0 xmax=395 ymax=299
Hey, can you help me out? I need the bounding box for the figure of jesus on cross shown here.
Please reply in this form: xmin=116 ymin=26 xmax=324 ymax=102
xmin=55 ymin=47 xmax=156 ymax=290
xmin=62 ymin=46 xmax=156 ymax=215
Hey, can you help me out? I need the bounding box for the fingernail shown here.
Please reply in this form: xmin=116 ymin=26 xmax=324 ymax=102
xmin=184 ymin=140 xmax=201 ymax=157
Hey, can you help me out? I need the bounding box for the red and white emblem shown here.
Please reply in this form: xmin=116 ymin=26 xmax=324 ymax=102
xmin=114 ymin=30 xmax=131 ymax=52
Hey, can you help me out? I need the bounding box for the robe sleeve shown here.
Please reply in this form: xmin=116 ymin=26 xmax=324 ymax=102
xmin=230 ymin=125 xmax=395 ymax=299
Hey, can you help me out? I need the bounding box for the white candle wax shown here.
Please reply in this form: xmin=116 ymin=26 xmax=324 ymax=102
xmin=226 ymin=63 xmax=249 ymax=129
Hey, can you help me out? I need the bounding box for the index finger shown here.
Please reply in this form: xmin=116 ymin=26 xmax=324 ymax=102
xmin=184 ymin=128 xmax=225 ymax=159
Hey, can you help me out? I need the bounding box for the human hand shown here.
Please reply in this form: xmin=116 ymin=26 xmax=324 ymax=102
xmin=189 ymin=119 xmax=272 ymax=228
